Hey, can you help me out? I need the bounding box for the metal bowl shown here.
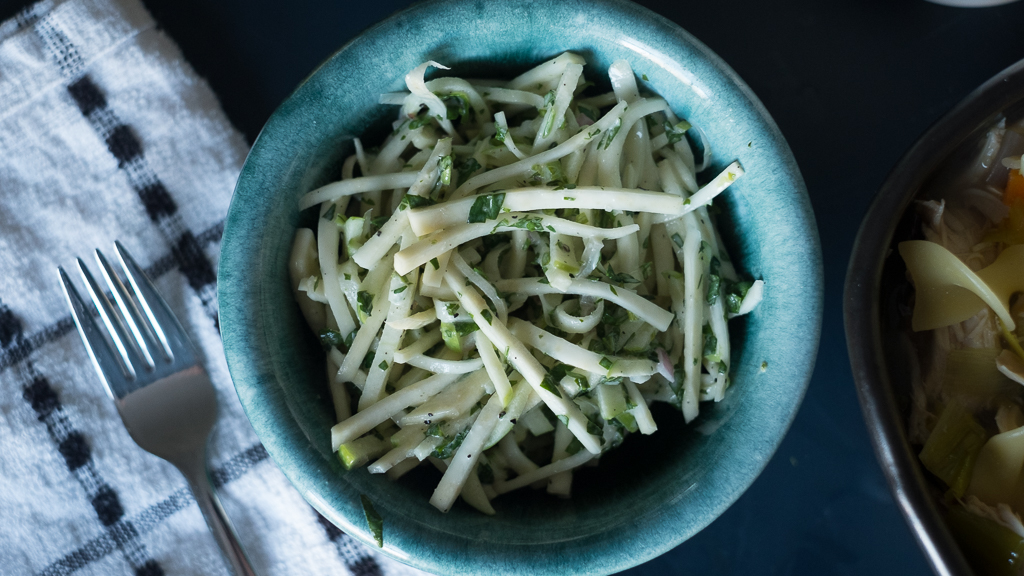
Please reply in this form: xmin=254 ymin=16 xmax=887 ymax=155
xmin=845 ymin=57 xmax=1024 ymax=576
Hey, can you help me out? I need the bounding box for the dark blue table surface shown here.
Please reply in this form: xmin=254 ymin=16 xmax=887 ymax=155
xmin=7 ymin=0 xmax=1024 ymax=573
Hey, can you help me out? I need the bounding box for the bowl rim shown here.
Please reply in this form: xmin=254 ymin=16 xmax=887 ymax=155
xmin=844 ymin=56 xmax=1024 ymax=576
xmin=221 ymin=0 xmax=822 ymax=573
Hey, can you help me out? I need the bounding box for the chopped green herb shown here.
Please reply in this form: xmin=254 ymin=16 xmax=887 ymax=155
xmin=468 ymin=193 xmax=505 ymax=223
xmin=531 ymin=161 xmax=566 ymax=185
xmin=670 ymin=362 xmax=686 ymax=410
xmin=598 ymin=210 xmax=617 ymax=229
xmin=357 ymin=291 xmax=374 ymax=318
xmin=480 ymin=309 xmax=493 ymax=324
xmin=437 ymin=155 xmax=453 ymax=188
xmin=600 ymin=264 xmax=641 ymax=285
xmin=400 ymin=194 xmax=435 ymax=210
xmin=671 ymin=233 xmax=684 ymax=249
xmin=493 ymin=124 xmax=508 ymax=144
xmin=456 ymin=157 xmax=482 ymax=182
xmin=707 ymin=257 xmax=721 ymax=305
xmin=442 ymin=91 xmax=472 ymax=120
xmin=599 ymin=356 xmax=613 ymax=370
xmin=360 ymin=495 xmax=384 ymax=548
xmin=378 ymin=360 xmax=389 ymax=371
xmin=702 ymin=323 xmax=720 ymax=362
xmin=724 ymin=280 xmax=753 ymax=314
xmin=430 ymin=257 xmax=440 ymax=270
xmin=600 ymin=118 xmax=622 ymax=149
xmin=540 ymin=373 xmax=563 ymax=397
xmin=540 ymin=106 xmax=558 ymax=139
xmin=440 ymin=321 xmax=478 ymax=352
xmin=493 ymin=215 xmax=546 ymax=233
xmin=664 ymin=120 xmax=692 ymax=145
xmin=408 ymin=109 xmax=432 ymax=130
xmin=550 ymin=363 xmax=588 ymax=393
xmin=605 ymin=420 xmax=626 ymax=449
xmin=393 ymin=285 xmax=407 ymax=294
xmin=318 ymin=329 xmax=346 ymax=350
xmin=566 ymin=437 xmax=584 ymax=455
xmin=433 ymin=429 xmax=469 ymax=459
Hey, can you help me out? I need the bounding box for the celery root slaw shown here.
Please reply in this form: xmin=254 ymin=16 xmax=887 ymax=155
xmin=289 ymin=53 xmax=763 ymax=514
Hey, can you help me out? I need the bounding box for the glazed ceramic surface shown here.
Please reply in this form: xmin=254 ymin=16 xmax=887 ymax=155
xmin=220 ymin=0 xmax=822 ymax=573
xmin=845 ymin=58 xmax=1024 ymax=576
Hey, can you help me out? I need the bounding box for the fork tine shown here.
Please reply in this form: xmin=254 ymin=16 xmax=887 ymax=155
xmin=76 ymin=257 xmax=139 ymax=382
xmin=113 ymin=241 xmax=188 ymax=363
xmin=59 ymin=266 xmax=134 ymax=400
xmin=95 ymin=248 xmax=157 ymax=370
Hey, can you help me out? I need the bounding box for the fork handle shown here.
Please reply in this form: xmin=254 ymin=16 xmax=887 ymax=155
xmin=184 ymin=468 xmax=258 ymax=576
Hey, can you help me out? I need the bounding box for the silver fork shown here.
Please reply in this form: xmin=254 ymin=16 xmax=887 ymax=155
xmin=58 ymin=241 xmax=256 ymax=576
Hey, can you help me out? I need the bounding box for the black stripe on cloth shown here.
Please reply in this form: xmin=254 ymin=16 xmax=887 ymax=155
xmin=11 ymin=0 xmax=51 ymax=30
xmin=33 ymin=14 xmax=220 ymax=326
xmin=0 ymin=299 xmax=22 ymax=347
xmin=209 ymin=443 xmax=268 ymax=489
xmin=33 ymin=13 xmax=83 ymax=79
xmin=0 ymin=220 xmax=224 ymax=375
xmin=37 ymin=442 xmax=269 ymax=576
xmin=0 ymin=0 xmax=53 ymax=47
xmin=66 ymin=75 xmax=105 ymax=116
xmin=316 ymin=513 xmax=384 ymax=576
xmin=0 ymin=314 xmax=75 ymax=373
xmin=22 ymin=369 xmax=164 ymax=576
xmin=136 ymin=182 xmax=177 ymax=221
xmin=173 ymin=231 xmax=217 ymax=293
xmin=104 ymin=124 xmax=143 ymax=167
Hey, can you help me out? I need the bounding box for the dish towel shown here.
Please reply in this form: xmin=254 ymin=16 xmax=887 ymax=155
xmin=0 ymin=1 xmax=430 ymax=575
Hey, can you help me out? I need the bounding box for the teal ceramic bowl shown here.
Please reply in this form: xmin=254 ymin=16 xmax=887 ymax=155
xmin=220 ymin=0 xmax=822 ymax=573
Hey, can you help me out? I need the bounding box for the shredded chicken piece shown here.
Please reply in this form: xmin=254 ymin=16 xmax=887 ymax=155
xmin=963 ymin=495 xmax=1024 ymax=538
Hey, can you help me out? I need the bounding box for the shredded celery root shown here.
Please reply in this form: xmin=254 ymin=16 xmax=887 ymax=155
xmin=289 ymin=53 xmax=761 ymax=515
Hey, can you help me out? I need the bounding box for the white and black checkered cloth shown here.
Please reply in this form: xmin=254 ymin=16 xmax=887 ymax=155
xmin=0 ymin=1 xmax=430 ymax=574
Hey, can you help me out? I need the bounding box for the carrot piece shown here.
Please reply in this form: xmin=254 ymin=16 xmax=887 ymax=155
xmin=1005 ymin=169 xmax=1024 ymax=205
xmin=986 ymin=172 xmax=1024 ymax=244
